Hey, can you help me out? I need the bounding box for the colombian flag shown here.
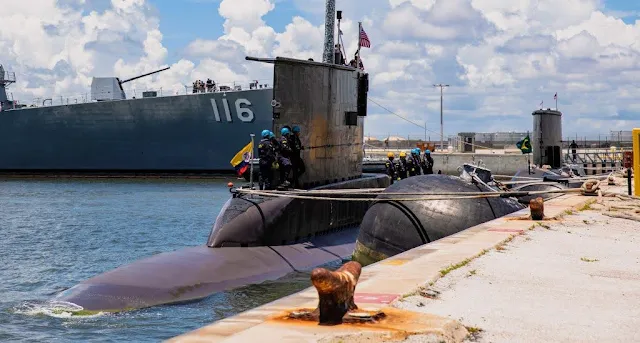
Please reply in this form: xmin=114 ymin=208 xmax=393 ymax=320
xmin=230 ymin=141 xmax=253 ymax=176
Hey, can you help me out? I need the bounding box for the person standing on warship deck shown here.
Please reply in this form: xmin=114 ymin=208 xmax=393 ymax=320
xmin=258 ymin=130 xmax=277 ymax=190
xmin=291 ymin=126 xmax=306 ymax=187
xmin=421 ymin=149 xmax=434 ymax=174
xmin=385 ymin=152 xmax=400 ymax=184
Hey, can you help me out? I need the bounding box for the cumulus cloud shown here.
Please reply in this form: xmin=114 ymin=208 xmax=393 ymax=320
xmin=3 ymin=0 xmax=640 ymax=138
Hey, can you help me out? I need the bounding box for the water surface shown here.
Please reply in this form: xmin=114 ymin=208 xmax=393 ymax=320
xmin=0 ymin=178 xmax=316 ymax=342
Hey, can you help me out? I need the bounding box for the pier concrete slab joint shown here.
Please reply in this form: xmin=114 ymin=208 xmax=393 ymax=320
xmin=633 ymin=128 xmax=640 ymax=196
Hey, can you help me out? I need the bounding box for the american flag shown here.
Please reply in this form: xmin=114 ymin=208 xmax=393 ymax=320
xmin=359 ymin=26 xmax=370 ymax=48
xmin=553 ymin=92 xmax=557 ymax=100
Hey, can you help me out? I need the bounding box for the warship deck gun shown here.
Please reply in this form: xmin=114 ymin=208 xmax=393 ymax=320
xmin=91 ymin=66 xmax=170 ymax=101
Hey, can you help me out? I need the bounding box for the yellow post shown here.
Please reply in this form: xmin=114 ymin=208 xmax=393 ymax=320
xmin=634 ymin=128 xmax=640 ymax=196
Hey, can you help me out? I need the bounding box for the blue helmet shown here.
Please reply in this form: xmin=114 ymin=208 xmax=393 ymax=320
xmin=425 ymin=149 xmax=431 ymax=154
xmin=261 ymin=129 xmax=270 ymax=138
xmin=269 ymin=131 xmax=275 ymax=138
xmin=292 ymin=126 xmax=300 ymax=133
xmin=281 ymin=127 xmax=290 ymax=136
xmin=412 ymin=148 xmax=420 ymax=155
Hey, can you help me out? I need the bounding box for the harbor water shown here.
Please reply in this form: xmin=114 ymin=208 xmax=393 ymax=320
xmin=0 ymin=178 xmax=320 ymax=342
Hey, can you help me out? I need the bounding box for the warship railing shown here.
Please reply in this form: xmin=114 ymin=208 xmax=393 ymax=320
xmin=20 ymin=78 xmax=273 ymax=108
xmin=1 ymin=71 xmax=16 ymax=84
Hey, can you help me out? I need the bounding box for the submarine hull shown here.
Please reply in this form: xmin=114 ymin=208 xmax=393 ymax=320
xmin=353 ymin=175 xmax=525 ymax=266
xmin=55 ymin=174 xmax=390 ymax=312
xmin=54 ymin=228 xmax=357 ymax=312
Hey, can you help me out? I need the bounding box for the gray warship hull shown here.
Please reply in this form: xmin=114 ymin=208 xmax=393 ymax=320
xmin=0 ymin=89 xmax=273 ymax=174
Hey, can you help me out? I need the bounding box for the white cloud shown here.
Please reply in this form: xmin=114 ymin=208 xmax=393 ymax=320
xmin=3 ymin=0 xmax=640 ymax=139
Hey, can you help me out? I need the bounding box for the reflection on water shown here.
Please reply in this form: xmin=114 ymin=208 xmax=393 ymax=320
xmin=0 ymin=178 xmax=336 ymax=342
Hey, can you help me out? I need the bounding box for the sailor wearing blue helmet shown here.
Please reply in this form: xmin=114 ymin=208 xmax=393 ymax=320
xmin=420 ymin=149 xmax=434 ymax=174
xmin=258 ymin=129 xmax=277 ymax=189
xmin=407 ymin=148 xmax=421 ymax=177
xmin=276 ymin=127 xmax=293 ymax=188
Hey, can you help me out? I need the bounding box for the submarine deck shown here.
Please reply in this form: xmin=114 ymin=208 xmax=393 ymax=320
xmin=168 ymin=182 xmax=636 ymax=343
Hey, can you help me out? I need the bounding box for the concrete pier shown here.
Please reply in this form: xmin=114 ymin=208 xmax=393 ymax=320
xmin=168 ymin=179 xmax=638 ymax=342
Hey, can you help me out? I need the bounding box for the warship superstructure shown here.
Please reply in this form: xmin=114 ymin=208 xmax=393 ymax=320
xmin=0 ymin=64 xmax=273 ymax=174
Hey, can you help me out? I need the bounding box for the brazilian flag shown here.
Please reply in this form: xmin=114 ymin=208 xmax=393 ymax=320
xmin=516 ymin=135 xmax=532 ymax=154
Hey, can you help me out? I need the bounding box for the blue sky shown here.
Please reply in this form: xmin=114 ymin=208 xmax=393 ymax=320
xmin=603 ymin=0 xmax=640 ymax=23
xmin=154 ymin=0 xmax=302 ymax=58
xmin=4 ymin=0 xmax=640 ymax=140
xmin=151 ymin=0 xmax=640 ymax=62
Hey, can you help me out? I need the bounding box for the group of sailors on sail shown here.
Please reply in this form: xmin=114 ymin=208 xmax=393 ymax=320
xmin=257 ymin=126 xmax=306 ymax=190
xmin=385 ymin=149 xmax=435 ymax=184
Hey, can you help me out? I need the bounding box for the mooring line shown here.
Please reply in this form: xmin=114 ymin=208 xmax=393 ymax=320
xmin=234 ymin=188 xmax=585 ymax=202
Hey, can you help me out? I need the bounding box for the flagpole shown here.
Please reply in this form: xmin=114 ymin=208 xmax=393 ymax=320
xmin=356 ymin=22 xmax=362 ymax=65
xmin=527 ymin=130 xmax=531 ymax=175
xmin=555 ymin=94 xmax=558 ymax=110
xmin=249 ymin=133 xmax=255 ymax=190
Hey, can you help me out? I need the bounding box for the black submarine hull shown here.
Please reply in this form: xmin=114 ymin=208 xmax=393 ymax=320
xmin=54 ymin=174 xmax=390 ymax=312
xmin=353 ymin=174 xmax=526 ymax=266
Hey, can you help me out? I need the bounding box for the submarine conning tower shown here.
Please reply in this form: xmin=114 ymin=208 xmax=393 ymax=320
xmin=206 ymin=56 xmax=376 ymax=248
xmin=532 ymin=108 xmax=563 ymax=169
xmin=247 ymin=56 xmax=368 ymax=188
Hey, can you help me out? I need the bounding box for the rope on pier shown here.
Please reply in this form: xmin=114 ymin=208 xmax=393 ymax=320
xmin=580 ymin=179 xmax=601 ymax=196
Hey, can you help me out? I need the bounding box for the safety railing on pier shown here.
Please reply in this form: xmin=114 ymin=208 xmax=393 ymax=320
xmin=564 ymin=149 xmax=630 ymax=175
xmin=15 ymin=78 xmax=273 ymax=109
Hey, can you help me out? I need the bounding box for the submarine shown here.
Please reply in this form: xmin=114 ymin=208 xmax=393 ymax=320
xmin=52 ymin=47 xmax=384 ymax=312
xmin=54 ymin=174 xmax=388 ymax=312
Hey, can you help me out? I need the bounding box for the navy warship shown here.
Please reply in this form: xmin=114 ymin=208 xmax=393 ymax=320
xmin=0 ymin=64 xmax=273 ymax=174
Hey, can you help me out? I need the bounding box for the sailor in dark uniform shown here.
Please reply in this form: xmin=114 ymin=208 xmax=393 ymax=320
xmin=258 ymin=130 xmax=276 ymax=190
xmin=385 ymin=152 xmax=400 ymax=184
xmin=396 ymin=151 xmax=409 ymax=179
xmin=277 ymin=127 xmax=294 ymax=188
xmin=407 ymin=148 xmax=421 ymax=177
xmin=421 ymin=149 xmax=434 ymax=175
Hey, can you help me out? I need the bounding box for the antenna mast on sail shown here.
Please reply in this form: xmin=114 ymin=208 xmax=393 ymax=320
xmin=322 ymin=0 xmax=336 ymax=63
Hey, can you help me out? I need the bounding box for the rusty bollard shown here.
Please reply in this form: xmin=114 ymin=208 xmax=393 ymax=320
xmin=310 ymin=261 xmax=362 ymax=325
xmin=530 ymin=197 xmax=544 ymax=220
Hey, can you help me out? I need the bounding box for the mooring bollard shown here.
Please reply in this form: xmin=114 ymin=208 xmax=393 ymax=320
xmin=530 ymin=197 xmax=544 ymax=220
xmin=310 ymin=261 xmax=362 ymax=325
